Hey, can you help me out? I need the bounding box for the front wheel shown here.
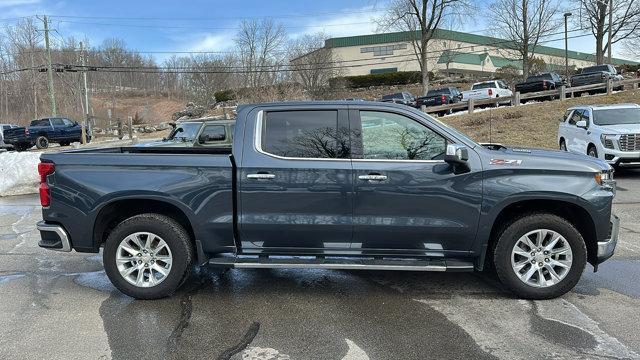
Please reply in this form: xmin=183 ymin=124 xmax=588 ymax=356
xmin=588 ymin=145 xmax=598 ymax=158
xmin=103 ymin=213 xmax=194 ymax=299
xmin=559 ymin=139 xmax=567 ymax=151
xmin=493 ymin=213 xmax=586 ymax=299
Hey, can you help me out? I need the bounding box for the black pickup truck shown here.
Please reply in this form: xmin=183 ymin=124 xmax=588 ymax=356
xmin=570 ymin=64 xmax=624 ymax=92
xmin=3 ymin=117 xmax=86 ymax=151
xmin=36 ymin=101 xmax=618 ymax=300
xmin=515 ymin=72 xmax=565 ymax=96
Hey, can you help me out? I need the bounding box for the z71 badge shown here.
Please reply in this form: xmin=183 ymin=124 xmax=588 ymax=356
xmin=490 ymin=158 xmax=523 ymax=165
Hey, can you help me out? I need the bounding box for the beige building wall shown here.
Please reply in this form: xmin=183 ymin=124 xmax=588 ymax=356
xmin=327 ymin=40 xmax=597 ymax=77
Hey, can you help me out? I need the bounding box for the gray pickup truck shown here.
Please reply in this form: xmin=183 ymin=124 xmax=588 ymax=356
xmin=570 ymin=64 xmax=623 ymax=90
xmin=35 ymin=101 xmax=618 ymax=300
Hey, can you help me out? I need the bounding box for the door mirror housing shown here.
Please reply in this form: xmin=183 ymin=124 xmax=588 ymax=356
xmin=576 ymin=120 xmax=588 ymax=129
xmin=444 ymin=144 xmax=470 ymax=173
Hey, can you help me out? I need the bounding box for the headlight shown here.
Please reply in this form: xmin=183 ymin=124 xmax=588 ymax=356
xmin=600 ymin=134 xmax=617 ymax=149
xmin=594 ymin=170 xmax=614 ymax=186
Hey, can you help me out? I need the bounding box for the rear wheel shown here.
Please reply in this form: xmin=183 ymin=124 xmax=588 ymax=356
xmin=493 ymin=213 xmax=586 ymax=299
xmin=59 ymin=141 xmax=70 ymax=147
xmin=35 ymin=136 xmax=49 ymax=149
xmin=103 ymin=213 xmax=194 ymax=299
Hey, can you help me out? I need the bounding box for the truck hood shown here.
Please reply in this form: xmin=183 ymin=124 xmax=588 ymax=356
xmin=481 ymin=145 xmax=611 ymax=172
xmin=598 ymin=123 xmax=640 ymax=133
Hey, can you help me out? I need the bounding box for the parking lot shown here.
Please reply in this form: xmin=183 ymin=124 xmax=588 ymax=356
xmin=0 ymin=168 xmax=639 ymax=360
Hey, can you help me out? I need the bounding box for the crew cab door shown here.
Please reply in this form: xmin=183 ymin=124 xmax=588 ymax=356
xmin=238 ymin=107 xmax=354 ymax=252
xmin=350 ymin=108 xmax=482 ymax=257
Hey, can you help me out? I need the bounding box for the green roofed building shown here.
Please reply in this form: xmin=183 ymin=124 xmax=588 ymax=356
xmin=293 ymin=28 xmax=638 ymax=77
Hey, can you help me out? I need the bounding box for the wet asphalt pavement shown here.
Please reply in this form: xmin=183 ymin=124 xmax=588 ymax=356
xmin=1 ymin=169 xmax=640 ymax=359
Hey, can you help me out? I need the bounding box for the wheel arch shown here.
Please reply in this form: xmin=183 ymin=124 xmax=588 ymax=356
xmin=92 ymin=197 xmax=200 ymax=261
xmin=480 ymin=198 xmax=598 ymax=270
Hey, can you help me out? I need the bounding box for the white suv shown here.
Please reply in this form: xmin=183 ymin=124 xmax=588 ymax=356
xmin=558 ymin=104 xmax=640 ymax=166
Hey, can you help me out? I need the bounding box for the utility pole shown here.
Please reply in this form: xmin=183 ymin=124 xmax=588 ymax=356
xmin=564 ymin=12 xmax=572 ymax=78
xmin=80 ymin=41 xmax=89 ymax=144
xmin=41 ymin=15 xmax=57 ymax=116
xmin=607 ymin=0 xmax=613 ymax=63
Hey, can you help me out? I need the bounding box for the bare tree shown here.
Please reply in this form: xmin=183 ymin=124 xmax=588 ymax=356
xmin=235 ymin=19 xmax=287 ymax=89
xmin=490 ymin=0 xmax=560 ymax=78
xmin=622 ymin=35 xmax=640 ymax=60
xmin=378 ymin=0 xmax=473 ymax=95
xmin=288 ymin=32 xmax=342 ymax=99
xmin=572 ymin=0 xmax=640 ymax=64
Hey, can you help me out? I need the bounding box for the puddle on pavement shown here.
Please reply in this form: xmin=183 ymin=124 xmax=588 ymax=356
xmin=0 ymin=273 xmax=26 ymax=284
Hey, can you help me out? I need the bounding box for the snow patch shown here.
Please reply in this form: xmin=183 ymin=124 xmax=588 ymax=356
xmin=0 ymin=151 xmax=41 ymax=196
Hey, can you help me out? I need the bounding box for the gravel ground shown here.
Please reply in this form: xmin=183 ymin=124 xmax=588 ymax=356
xmin=1 ymin=168 xmax=639 ymax=359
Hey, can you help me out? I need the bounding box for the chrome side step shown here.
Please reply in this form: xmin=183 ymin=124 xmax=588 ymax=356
xmin=209 ymin=256 xmax=474 ymax=272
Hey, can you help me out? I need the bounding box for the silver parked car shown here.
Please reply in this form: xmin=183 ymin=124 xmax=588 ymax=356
xmin=0 ymin=123 xmax=19 ymax=149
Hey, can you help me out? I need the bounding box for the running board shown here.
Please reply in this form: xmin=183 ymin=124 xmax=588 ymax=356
xmin=208 ymin=256 xmax=474 ymax=272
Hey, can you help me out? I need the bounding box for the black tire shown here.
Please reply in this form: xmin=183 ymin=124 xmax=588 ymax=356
xmin=59 ymin=141 xmax=70 ymax=147
xmin=587 ymin=145 xmax=598 ymax=158
xmin=493 ymin=213 xmax=587 ymax=299
xmin=103 ymin=213 xmax=194 ymax=299
xmin=35 ymin=136 xmax=49 ymax=149
xmin=559 ymin=139 xmax=567 ymax=151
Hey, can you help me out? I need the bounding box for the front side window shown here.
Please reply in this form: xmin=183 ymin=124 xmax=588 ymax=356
xmin=569 ymin=110 xmax=582 ymax=125
xmin=62 ymin=119 xmax=74 ymax=126
xmin=359 ymin=111 xmax=446 ymax=160
xmin=262 ymin=110 xmax=347 ymax=159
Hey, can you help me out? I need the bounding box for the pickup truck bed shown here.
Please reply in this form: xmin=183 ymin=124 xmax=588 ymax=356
xmin=36 ymin=101 xmax=618 ymax=300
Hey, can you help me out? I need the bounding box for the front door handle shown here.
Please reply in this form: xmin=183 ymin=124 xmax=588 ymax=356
xmin=358 ymin=174 xmax=388 ymax=181
xmin=247 ymin=173 xmax=276 ymax=180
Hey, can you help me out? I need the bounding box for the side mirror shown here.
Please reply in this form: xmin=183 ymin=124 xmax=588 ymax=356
xmin=576 ymin=120 xmax=588 ymax=129
xmin=444 ymin=144 xmax=470 ymax=174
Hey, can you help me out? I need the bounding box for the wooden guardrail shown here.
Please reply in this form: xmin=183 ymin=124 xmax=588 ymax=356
xmin=423 ymin=78 xmax=640 ymax=116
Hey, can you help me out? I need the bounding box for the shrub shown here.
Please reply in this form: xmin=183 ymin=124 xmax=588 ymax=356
xmin=214 ymin=89 xmax=236 ymax=103
xmin=330 ymin=71 xmax=433 ymax=89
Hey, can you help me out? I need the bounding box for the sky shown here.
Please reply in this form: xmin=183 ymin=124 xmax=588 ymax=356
xmin=0 ymin=0 xmax=633 ymax=63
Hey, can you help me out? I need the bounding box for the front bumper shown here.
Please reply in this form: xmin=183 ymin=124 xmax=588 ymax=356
xmin=36 ymin=221 xmax=72 ymax=252
xmin=603 ymin=149 xmax=640 ymax=165
xmin=597 ymin=215 xmax=619 ymax=262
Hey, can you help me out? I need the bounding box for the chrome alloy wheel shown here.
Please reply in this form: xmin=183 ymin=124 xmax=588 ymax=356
xmin=116 ymin=232 xmax=173 ymax=288
xmin=511 ymin=229 xmax=573 ymax=288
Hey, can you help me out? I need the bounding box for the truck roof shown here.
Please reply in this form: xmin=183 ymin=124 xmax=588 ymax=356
xmin=569 ymin=103 xmax=639 ymax=111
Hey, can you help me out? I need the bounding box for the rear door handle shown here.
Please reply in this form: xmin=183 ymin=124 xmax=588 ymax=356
xmin=358 ymin=174 xmax=388 ymax=181
xmin=247 ymin=173 xmax=275 ymax=180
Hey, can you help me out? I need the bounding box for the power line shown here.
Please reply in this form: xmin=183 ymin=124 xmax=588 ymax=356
xmin=47 ymin=9 xmax=386 ymax=21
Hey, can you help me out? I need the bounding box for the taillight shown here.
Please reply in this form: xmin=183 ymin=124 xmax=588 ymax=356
xmin=25 ymin=128 xmax=29 ymax=136
xmin=441 ymin=95 xmax=446 ymax=103
xmin=542 ymin=81 xmax=547 ymax=90
xmin=488 ymin=89 xmax=493 ymax=96
xmin=38 ymin=162 xmax=55 ymax=207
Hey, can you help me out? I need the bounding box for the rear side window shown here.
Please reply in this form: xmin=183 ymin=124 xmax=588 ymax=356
xmin=51 ymin=118 xmax=65 ymax=126
xmin=2 ymin=125 xmax=10 ymax=130
xmin=200 ymin=125 xmax=226 ymax=142
xmin=62 ymin=119 xmax=74 ymax=126
xmin=262 ymin=110 xmax=346 ymax=159
xmin=31 ymin=119 xmax=50 ymax=126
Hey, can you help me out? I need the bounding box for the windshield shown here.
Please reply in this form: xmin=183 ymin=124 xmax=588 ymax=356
xmin=426 ymin=88 xmax=450 ymax=96
xmin=593 ymin=108 xmax=640 ymax=126
xmin=167 ymin=122 xmax=201 ymax=142
xmin=472 ymin=82 xmax=495 ymax=90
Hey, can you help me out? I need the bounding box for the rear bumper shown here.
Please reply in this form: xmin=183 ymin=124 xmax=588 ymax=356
xmin=36 ymin=221 xmax=72 ymax=252
xmin=596 ymin=215 xmax=619 ymax=262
